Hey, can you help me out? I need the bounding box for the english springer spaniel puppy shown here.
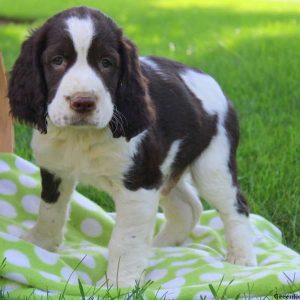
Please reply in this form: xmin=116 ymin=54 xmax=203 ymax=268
xmin=8 ymin=6 xmax=257 ymax=287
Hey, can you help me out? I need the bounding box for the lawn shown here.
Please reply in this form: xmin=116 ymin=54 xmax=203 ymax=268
xmin=0 ymin=0 xmax=299 ymax=256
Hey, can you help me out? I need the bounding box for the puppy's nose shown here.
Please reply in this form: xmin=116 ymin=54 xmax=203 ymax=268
xmin=69 ymin=93 xmax=97 ymax=113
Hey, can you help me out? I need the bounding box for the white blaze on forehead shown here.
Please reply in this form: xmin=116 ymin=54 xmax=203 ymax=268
xmin=66 ymin=17 xmax=94 ymax=60
xmin=180 ymin=69 xmax=228 ymax=121
xmin=48 ymin=16 xmax=114 ymax=128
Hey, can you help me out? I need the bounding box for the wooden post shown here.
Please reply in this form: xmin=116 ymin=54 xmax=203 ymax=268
xmin=0 ymin=51 xmax=14 ymax=153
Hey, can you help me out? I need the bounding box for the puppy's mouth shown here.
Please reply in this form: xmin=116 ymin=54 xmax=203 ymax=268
xmin=62 ymin=115 xmax=98 ymax=127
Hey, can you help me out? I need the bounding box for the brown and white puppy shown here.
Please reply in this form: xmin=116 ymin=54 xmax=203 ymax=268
xmin=8 ymin=6 xmax=257 ymax=287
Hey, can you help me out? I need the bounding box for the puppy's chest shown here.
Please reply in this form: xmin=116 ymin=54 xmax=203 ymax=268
xmin=32 ymin=129 xmax=131 ymax=186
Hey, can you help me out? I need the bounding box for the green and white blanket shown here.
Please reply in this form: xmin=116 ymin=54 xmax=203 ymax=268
xmin=0 ymin=153 xmax=299 ymax=299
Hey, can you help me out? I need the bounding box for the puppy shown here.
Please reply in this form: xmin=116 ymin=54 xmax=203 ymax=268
xmin=8 ymin=6 xmax=257 ymax=287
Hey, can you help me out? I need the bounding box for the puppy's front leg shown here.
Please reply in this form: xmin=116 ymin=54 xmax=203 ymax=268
xmin=22 ymin=169 xmax=74 ymax=252
xmin=107 ymin=189 xmax=159 ymax=287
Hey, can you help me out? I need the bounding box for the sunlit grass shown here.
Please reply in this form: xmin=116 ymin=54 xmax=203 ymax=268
xmin=154 ymin=0 xmax=300 ymax=13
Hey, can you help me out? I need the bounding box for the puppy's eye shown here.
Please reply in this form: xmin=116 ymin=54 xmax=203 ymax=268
xmin=51 ymin=55 xmax=65 ymax=67
xmin=100 ymin=58 xmax=113 ymax=69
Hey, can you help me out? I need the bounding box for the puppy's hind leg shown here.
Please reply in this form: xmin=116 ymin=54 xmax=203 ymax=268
xmin=153 ymin=177 xmax=203 ymax=247
xmin=22 ymin=169 xmax=74 ymax=252
xmin=191 ymin=126 xmax=257 ymax=266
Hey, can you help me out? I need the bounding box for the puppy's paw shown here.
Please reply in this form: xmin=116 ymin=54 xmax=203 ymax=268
xmin=22 ymin=228 xmax=62 ymax=252
xmin=153 ymin=228 xmax=187 ymax=247
xmin=226 ymin=249 xmax=257 ymax=266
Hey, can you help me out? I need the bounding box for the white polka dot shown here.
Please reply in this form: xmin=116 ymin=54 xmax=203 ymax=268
xmin=278 ymin=270 xmax=300 ymax=284
xmin=181 ymin=238 xmax=193 ymax=245
xmin=291 ymin=257 xmax=300 ymax=264
xmin=34 ymin=246 xmax=59 ymax=265
xmin=202 ymin=256 xmax=224 ymax=268
xmin=69 ymin=253 xmax=96 ymax=269
xmin=22 ymin=220 xmax=36 ymax=229
xmin=0 ymin=232 xmax=19 ymax=242
xmin=194 ymin=290 xmax=214 ymax=300
xmin=176 ymin=267 xmax=195 ymax=276
xmin=34 ymin=289 xmax=59 ymax=296
xmin=254 ymin=247 xmax=266 ymax=255
xmin=5 ymin=272 xmax=28 ymax=284
xmin=275 ymin=245 xmax=299 ymax=257
xmin=248 ymin=270 xmax=272 ymax=280
xmin=234 ymin=271 xmax=253 ymax=277
xmin=194 ymin=249 xmax=209 ymax=256
xmin=19 ymin=175 xmax=38 ymax=188
xmin=7 ymin=225 xmax=23 ymax=237
xmin=167 ymin=252 xmax=186 ymax=258
xmin=155 ymin=288 xmax=180 ymax=300
xmin=162 ymin=277 xmax=186 ymax=288
xmin=145 ymin=268 xmax=168 ymax=281
xmin=263 ymin=229 xmax=275 ymax=239
xmin=209 ymin=216 xmax=224 ymax=230
xmin=221 ymin=280 xmax=243 ymax=286
xmin=148 ymin=258 xmax=165 ymax=267
xmin=201 ymin=236 xmax=215 ymax=245
xmin=0 ymin=200 xmax=17 ymax=218
xmin=200 ymin=272 xmax=223 ymax=282
xmin=171 ymin=259 xmax=198 ymax=267
xmin=4 ymin=249 xmax=31 ymax=267
xmin=2 ymin=283 xmax=20 ymax=293
xmin=0 ymin=180 xmax=17 ymax=195
xmin=270 ymin=223 xmax=282 ymax=237
xmin=60 ymin=266 xmax=78 ymax=285
xmin=21 ymin=195 xmax=40 ymax=214
xmin=73 ymin=192 xmax=99 ymax=212
xmin=80 ymin=218 xmax=102 ymax=237
xmin=192 ymin=226 xmax=209 ymax=237
xmin=77 ymin=271 xmax=92 ymax=285
xmin=260 ymin=255 xmax=280 ymax=265
xmin=210 ymin=261 xmax=225 ymax=269
xmin=268 ymin=262 xmax=286 ymax=268
xmin=0 ymin=160 xmax=10 ymax=173
xmin=39 ymin=271 xmax=61 ymax=282
xmin=15 ymin=157 xmax=38 ymax=174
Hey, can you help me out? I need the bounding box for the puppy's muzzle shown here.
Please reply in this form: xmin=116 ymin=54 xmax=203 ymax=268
xmin=68 ymin=93 xmax=97 ymax=114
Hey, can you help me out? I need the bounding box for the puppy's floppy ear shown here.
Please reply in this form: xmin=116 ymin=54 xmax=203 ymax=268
xmin=8 ymin=27 xmax=48 ymax=133
xmin=110 ymin=37 xmax=155 ymax=140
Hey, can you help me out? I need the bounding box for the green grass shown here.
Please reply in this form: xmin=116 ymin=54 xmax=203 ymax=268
xmin=0 ymin=0 xmax=299 ymax=255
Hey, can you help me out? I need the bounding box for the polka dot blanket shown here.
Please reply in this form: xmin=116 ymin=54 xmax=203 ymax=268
xmin=0 ymin=153 xmax=299 ymax=299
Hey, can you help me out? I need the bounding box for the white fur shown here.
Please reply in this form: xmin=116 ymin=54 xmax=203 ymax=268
xmin=48 ymin=17 xmax=114 ymax=128
xmin=139 ymin=56 xmax=160 ymax=71
xmin=154 ymin=177 xmax=202 ymax=247
xmin=108 ymin=188 xmax=160 ymax=286
xmin=179 ymin=69 xmax=256 ymax=265
xmin=191 ymin=125 xmax=257 ymax=266
xmin=31 ymin=125 xmax=130 ymax=188
xmin=139 ymin=56 xmax=169 ymax=79
xmin=22 ymin=178 xmax=74 ymax=251
xmin=160 ymin=140 xmax=181 ymax=176
xmin=180 ymin=69 xmax=228 ymax=120
xmin=129 ymin=130 xmax=148 ymax=158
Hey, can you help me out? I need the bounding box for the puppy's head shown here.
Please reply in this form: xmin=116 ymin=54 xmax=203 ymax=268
xmin=9 ymin=6 xmax=154 ymax=139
